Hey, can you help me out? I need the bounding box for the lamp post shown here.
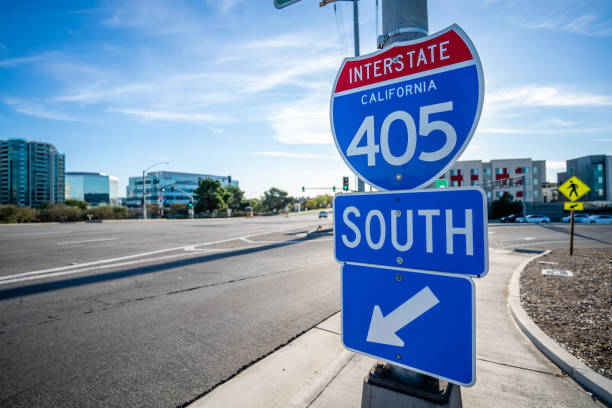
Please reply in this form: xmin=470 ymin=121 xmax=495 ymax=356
xmin=142 ymin=162 xmax=169 ymax=220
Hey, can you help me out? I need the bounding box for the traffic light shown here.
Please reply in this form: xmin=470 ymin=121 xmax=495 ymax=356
xmin=188 ymin=202 xmax=193 ymax=208
xmin=302 ymin=186 xmax=305 ymax=192
xmin=160 ymin=188 xmax=165 ymax=192
xmin=333 ymin=186 xmax=336 ymax=192
xmin=342 ymin=176 xmax=349 ymax=191
xmin=170 ymin=186 xmax=175 ymax=192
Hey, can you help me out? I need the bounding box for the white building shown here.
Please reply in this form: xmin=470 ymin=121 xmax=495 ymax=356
xmin=432 ymin=158 xmax=546 ymax=202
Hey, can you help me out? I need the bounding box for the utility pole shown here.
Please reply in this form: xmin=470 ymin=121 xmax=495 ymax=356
xmin=376 ymin=0 xmax=429 ymax=388
xmin=361 ymin=2 xmax=462 ymax=407
xmin=353 ymin=0 xmax=367 ymax=193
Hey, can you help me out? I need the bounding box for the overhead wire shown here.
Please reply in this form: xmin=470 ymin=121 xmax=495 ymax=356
xmin=334 ymin=2 xmax=348 ymax=57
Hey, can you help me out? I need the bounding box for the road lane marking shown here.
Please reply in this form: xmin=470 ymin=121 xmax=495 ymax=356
xmin=0 ymin=222 xmax=328 ymax=285
xmin=0 ymin=238 xmax=334 ymax=286
xmin=57 ymin=237 xmax=118 ymax=245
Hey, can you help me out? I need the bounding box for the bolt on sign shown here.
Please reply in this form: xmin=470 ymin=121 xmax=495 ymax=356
xmin=558 ymin=176 xmax=590 ymax=202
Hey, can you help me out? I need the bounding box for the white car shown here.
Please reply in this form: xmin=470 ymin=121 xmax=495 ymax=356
xmin=580 ymin=214 xmax=612 ymax=224
xmin=517 ymin=214 xmax=550 ymax=224
xmin=560 ymin=213 xmax=590 ymax=223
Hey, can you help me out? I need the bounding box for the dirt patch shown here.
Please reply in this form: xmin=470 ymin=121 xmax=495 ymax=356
xmin=520 ymin=248 xmax=612 ymax=379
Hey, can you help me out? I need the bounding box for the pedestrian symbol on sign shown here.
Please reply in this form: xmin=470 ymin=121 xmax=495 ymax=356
xmin=558 ymin=176 xmax=590 ymax=202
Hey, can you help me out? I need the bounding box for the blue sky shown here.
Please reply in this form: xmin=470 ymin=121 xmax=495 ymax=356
xmin=1 ymin=0 xmax=611 ymax=198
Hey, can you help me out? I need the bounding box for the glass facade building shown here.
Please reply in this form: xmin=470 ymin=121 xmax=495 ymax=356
xmin=558 ymin=155 xmax=612 ymax=202
xmin=0 ymin=139 xmax=65 ymax=206
xmin=66 ymin=172 xmax=119 ymax=206
xmin=126 ymin=171 xmax=238 ymax=207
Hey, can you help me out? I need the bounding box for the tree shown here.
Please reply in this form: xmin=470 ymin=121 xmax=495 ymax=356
xmin=65 ymin=199 xmax=88 ymax=210
xmin=490 ymin=192 xmax=523 ymax=219
xmin=194 ymin=178 xmax=232 ymax=214
xmin=225 ymin=184 xmax=245 ymax=209
xmin=304 ymin=199 xmax=317 ymax=210
xmin=261 ymin=187 xmax=290 ymax=212
xmin=314 ymin=194 xmax=333 ymax=208
xmin=168 ymin=203 xmax=188 ymax=218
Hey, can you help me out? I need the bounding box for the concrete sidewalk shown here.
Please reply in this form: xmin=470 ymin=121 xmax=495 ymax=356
xmin=190 ymin=249 xmax=601 ymax=408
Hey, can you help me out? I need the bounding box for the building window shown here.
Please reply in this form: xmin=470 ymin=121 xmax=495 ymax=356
xmin=450 ymin=169 xmax=458 ymax=176
xmin=496 ymin=191 xmax=502 ymax=198
xmin=486 ymin=191 xmax=491 ymax=198
xmin=597 ymin=176 xmax=603 ymax=183
xmin=451 ymin=181 xmax=458 ymax=187
xmin=533 ymin=179 xmax=538 ymax=185
xmin=495 ymin=168 xmax=503 ymax=175
xmin=533 ymin=167 xmax=538 ymax=174
xmin=534 ymin=190 xmax=539 ymax=198
xmin=596 ymin=164 xmax=603 ymax=171
xmin=568 ymin=167 xmax=574 ymax=174
xmin=470 ymin=169 xmax=478 ymax=175
xmin=485 ymin=168 xmax=491 ymax=175
xmin=597 ymin=189 xmax=604 ymax=196
xmin=471 ymin=181 xmax=478 ymax=186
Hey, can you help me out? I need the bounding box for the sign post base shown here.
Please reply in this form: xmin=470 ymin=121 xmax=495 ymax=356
xmin=362 ymin=363 xmax=462 ymax=408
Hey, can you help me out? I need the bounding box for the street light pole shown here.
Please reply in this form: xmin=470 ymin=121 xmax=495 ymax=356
xmin=141 ymin=161 xmax=169 ymax=220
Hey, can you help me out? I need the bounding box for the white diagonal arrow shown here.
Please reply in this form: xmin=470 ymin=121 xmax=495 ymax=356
xmin=366 ymin=286 xmax=440 ymax=347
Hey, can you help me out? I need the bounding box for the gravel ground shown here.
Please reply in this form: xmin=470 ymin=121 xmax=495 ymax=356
xmin=520 ymin=248 xmax=612 ymax=379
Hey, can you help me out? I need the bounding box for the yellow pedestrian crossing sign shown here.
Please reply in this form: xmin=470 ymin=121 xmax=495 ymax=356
xmin=558 ymin=176 xmax=590 ymax=202
xmin=564 ymin=202 xmax=584 ymax=211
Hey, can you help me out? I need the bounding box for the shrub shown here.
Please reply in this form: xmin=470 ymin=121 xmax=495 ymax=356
xmin=38 ymin=204 xmax=84 ymax=222
xmin=0 ymin=205 xmax=38 ymax=223
xmin=88 ymin=206 xmax=135 ymax=220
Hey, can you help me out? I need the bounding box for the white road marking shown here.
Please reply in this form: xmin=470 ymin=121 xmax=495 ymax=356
xmin=0 ymin=222 xmax=329 ymax=285
xmin=523 ymin=237 xmax=536 ymax=241
xmin=58 ymin=237 xmax=118 ymax=245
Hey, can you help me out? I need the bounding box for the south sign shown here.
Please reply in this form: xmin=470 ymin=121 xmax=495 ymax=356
xmin=330 ymin=24 xmax=484 ymax=190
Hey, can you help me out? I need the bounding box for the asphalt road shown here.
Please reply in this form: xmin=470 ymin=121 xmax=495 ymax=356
xmin=0 ymin=216 xmax=610 ymax=407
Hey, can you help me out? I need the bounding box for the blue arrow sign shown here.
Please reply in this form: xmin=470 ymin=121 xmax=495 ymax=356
xmin=330 ymin=25 xmax=484 ymax=190
xmin=342 ymin=264 xmax=475 ymax=386
xmin=334 ymin=188 xmax=488 ymax=277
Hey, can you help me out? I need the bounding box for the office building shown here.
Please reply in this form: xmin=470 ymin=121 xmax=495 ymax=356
xmin=0 ymin=139 xmax=65 ymax=206
xmin=557 ymin=155 xmax=612 ymax=202
xmin=433 ymin=158 xmax=546 ymax=202
xmin=126 ymin=171 xmax=238 ymax=207
xmin=66 ymin=172 xmax=119 ymax=206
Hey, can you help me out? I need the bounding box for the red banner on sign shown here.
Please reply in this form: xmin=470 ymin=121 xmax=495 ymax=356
xmin=334 ymin=29 xmax=473 ymax=94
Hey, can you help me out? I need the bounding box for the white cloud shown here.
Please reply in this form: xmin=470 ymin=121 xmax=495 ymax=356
xmin=267 ymin=95 xmax=333 ymax=145
xmin=504 ymin=1 xmax=612 ymax=38
xmin=110 ymin=108 xmax=230 ymax=123
xmin=5 ymin=98 xmax=81 ymax=122
xmin=487 ymin=86 xmax=612 ymax=107
xmin=477 ymin=126 xmax=612 ymax=135
xmin=250 ymin=151 xmax=336 ymax=159
xmin=0 ymin=53 xmax=52 ymax=67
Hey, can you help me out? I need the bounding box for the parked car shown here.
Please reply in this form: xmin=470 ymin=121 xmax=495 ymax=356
xmin=560 ymin=213 xmax=590 ymax=223
xmin=580 ymin=214 xmax=612 ymax=224
xmin=500 ymin=214 xmax=521 ymax=223
xmin=517 ymin=214 xmax=550 ymax=224
xmin=318 ymin=211 xmax=328 ymax=218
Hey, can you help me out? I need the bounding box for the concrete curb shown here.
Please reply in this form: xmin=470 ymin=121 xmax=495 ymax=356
xmin=507 ymin=250 xmax=612 ymax=405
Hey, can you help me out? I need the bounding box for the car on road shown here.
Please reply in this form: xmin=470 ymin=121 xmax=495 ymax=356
xmin=318 ymin=211 xmax=328 ymax=218
xmin=517 ymin=214 xmax=550 ymax=224
xmin=560 ymin=213 xmax=590 ymax=223
xmin=500 ymin=214 xmax=521 ymax=223
xmin=580 ymin=214 xmax=612 ymax=224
